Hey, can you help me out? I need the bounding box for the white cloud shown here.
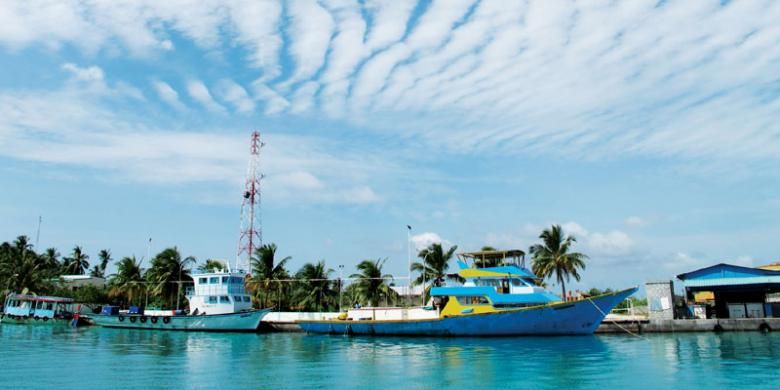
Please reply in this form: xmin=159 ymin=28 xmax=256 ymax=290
xmin=2 ymin=1 xmax=780 ymax=165
xmin=62 ymin=63 xmax=104 ymax=82
xmin=411 ymin=232 xmax=444 ymax=251
xmin=625 ymin=216 xmax=646 ymax=227
xmin=215 ymin=80 xmax=254 ymax=114
xmin=152 ymin=81 xmax=186 ymax=111
xmin=186 ymin=80 xmax=225 ymax=114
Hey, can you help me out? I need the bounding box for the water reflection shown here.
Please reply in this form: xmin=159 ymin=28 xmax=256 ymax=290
xmin=3 ymin=326 xmax=780 ymax=389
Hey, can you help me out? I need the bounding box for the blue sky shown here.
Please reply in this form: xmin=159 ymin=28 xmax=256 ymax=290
xmin=1 ymin=0 xmax=780 ymax=294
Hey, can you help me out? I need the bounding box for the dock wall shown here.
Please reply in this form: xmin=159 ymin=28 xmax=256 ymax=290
xmin=596 ymin=318 xmax=780 ymax=334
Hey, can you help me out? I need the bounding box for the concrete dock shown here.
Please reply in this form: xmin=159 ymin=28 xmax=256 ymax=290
xmin=596 ymin=317 xmax=780 ymax=334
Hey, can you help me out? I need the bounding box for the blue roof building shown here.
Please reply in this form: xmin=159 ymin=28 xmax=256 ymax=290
xmin=677 ymin=263 xmax=780 ymax=319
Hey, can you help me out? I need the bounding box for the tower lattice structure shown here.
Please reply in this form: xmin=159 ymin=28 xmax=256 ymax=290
xmin=237 ymin=131 xmax=264 ymax=272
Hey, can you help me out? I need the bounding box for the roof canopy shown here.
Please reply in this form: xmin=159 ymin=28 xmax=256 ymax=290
xmin=676 ymin=263 xmax=780 ymax=289
xmin=6 ymin=294 xmax=74 ymax=303
xmin=458 ymin=249 xmax=526 ymax=260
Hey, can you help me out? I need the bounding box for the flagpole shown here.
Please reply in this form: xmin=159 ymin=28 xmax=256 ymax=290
xmin=407 ymin=225 xmax=412 ymax=303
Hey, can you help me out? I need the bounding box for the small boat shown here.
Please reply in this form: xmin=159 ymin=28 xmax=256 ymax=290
xmin=88 ymin=269 xmax=270 ymax=332
xmin=1 ymin=293 xmax=89 ymax=327
xmin=299 ymin=250 xmax=637 ymax=336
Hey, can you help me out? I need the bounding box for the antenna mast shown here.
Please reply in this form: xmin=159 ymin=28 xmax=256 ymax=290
xmin=237 ymin=131 xmax=264 ymax=272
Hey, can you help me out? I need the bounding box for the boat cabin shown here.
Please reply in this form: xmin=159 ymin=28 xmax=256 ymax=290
xmin=431 ymin=250 xmax=561 ymax=317
xmin=185 ymin=269 xmax=253 ymax=315
xmin=3 ymin=294 xmax=75 ymax=319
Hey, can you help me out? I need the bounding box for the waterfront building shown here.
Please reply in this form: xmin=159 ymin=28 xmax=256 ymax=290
xmin=677 ymin=263 xmax=780 ymax=319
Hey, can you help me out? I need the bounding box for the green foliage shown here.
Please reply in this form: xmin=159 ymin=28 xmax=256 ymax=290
xmin=197 ymin=259 xmax=227 ymax=273
xmin=144 ymin=247 xmax=195 ymax=309
xmin=63 ymin=246 xmax=90 ymax=275
xmin=0 ymin=236 xmax=59 ymax=295
xmin=247 ymin=244 xmax=291 ymax=309
xmin=108 ymin=256 xmax=146 ymax=306
xmin=530 ymin=224 xmax=588 ymax=298
xmin=89 ymin=249 xmax=111 ymax=278
xmin=349 ymin=258 xmax=396 ymax=307
xmin=292 ymin=260 xmax=336 ymax=312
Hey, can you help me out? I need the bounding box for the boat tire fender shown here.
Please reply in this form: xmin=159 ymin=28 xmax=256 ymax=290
xmin=151 ymin=316 xmax=158 ymax=324
xmin=139 ymin=316 xmax=148 ymax=324
xmin=163 ymin=316 xmax=171 ymax=324
xmin=129 ymin=316 xmax=137 ymax=323
xmin=43 ymin=317 xmax=49 ymax=322
xmin=760 ymin=323 xmax=771 ymax=333
xmin=34 ymin=316 xmax=40 ymax=321
xmin=118 ymin=315 xmax=125 ymax=322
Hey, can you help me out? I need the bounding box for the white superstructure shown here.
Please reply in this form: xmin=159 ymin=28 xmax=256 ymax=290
xmin=186 ymin=270 xmax=253 ymax=315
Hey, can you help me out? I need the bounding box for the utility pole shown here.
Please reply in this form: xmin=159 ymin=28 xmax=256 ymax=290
xmin=407 ymin=225 xmax=412 ymax=305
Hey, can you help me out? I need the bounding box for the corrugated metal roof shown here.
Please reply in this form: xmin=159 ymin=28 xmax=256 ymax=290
xmin=682 ymin=276 xmax=780 ymax=287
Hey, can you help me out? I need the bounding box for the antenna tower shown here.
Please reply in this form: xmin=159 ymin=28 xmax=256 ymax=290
xmin=237 ymin=131 xmax=264 ymax=272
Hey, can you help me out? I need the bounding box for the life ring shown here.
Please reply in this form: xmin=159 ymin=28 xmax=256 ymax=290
xmin=150 ymin=317 xmax=158 ymax=324
xmin=162 ymin=316 xmax=171 ymax=324
xmin=129 ymin=316 xmax=137 ymax=323
xmin=139 ymin=316 xmax=148 ymax=324
xmin=118 ymin=315 xmax=125 ymax=322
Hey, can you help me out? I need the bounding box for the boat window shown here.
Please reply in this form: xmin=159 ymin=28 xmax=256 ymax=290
xmin=222 ymin=277 xmax=229 ymax=284
xmin=234 ymin=296 xmax=242 ymax=302
xmin=208 ymin=296 xmax=218 ymax=304
xmin=220 ymin=296 xmax=231 ymax=303
xmin=199 ymin=277 xmax=207 ymax=284
xmin=37 ymin=301 xmax=44 ymax=309
xmin=232 ymin=277 xmax=243 ymax=284
xmin=46 ymin=303 xmax=53 ymax=310
xmin=511 ymin=278 xmax=526 ymax=287
xmin=455 ymin=296 xmax=490 ymax=305
xmin=243 ymin=296 xmax=251 ymax=302
xmin=209 ymin=277 xmax=219 ymax=284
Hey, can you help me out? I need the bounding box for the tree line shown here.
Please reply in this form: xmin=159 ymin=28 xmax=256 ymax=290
xmin=1 ymin=223 xmax=594 ymax=311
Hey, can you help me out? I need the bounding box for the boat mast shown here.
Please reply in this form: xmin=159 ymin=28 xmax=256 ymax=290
xmin=237 ymin=131 xmax=264 ymax=273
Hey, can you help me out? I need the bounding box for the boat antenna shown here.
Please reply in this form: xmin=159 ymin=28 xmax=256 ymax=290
xmin=237 ymin=130 xmax=264 ymax=273
xmin=34 ymin=216 xmax=42 ymax=248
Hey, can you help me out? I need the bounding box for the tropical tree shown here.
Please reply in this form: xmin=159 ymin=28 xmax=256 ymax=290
xmin=411 ymin=243 xmax=460 ymax=288
xmin=63 ymin=246 xmax=90 ymax=275
xmin=40 ymin=248 xmax=61 ymax=271
xmin=0 ymin=236 xmax=52 ymax=294
xmin=529 ymin=224 xmax=588 ymax=299
xmin=247 ymin=244 xmax=291 ymax=309
xmin=144 ymin=247 xmax=195 ymax=309
xmin=108 ymin=256 xmax=146 ymax=306
xmin=89 ymin=249 xmax=111 ymax=278
xmin=197 ymin=259 xmax=227 ymax=273
xmin=293 ymin=260 xmax=335 ymax=312
xmin=350 ymin=258 xmax=396 ymax=307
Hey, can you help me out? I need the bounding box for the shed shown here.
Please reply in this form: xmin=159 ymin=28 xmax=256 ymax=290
xmin=677 ymin=263 xmax=780 ymax=319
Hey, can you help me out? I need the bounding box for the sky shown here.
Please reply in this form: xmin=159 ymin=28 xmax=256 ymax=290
xmin=1 ymin=0 xmax=779 ymax=295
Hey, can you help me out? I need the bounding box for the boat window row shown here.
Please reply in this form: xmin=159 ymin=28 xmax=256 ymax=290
xmin=456 ymin=296 xmax=491 ymax=305
xmin=5 ymin=300 xmax=55 ymax=310
xmin=205 ymin=295 xmax=251 ymax=304
xmin=474 ymin=278 xmax=533 ymax=288
xmin=198 ymin=276 xmax=245 ymax=285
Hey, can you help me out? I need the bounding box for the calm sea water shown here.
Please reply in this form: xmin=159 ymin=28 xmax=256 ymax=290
xmin=1 ymin=325 xmax=778 ymax=389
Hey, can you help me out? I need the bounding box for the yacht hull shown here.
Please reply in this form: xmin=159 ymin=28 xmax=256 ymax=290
xmin=89 ymin=309 xmax=270 ymax=332
xmin=299 ymin=288 xmax=636 ymax=336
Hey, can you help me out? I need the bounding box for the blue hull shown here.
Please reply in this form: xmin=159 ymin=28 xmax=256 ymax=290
xmin=300 ymin=288 xmax=637 ymax=336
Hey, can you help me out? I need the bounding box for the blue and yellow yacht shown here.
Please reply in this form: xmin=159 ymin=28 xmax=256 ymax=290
xmin=299 ymin=250 xmax=636 ymax=336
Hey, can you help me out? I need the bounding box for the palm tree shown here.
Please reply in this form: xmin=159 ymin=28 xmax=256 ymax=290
xmin=0 ymin=236 xmax=50 ymax=294
xmin=90 ymin=249 xmax=111 ymax=278
xmin=411 ymin=243 xmax=460 ymax=288
xmin=40 ymin=248 xmax=61 ymax=271
xmin=350 ymin=258 xmax=396 ymax=307
xmin=293 ymin=261 xmax=335 ymax=312
xmin=144 ymin=247 xmax=195 ymax=309
xmin=247 ymin=244 xmax=291 ymax=309
xmin=529 ymin=224 xmax=588 ymax=299
xmin=197 ymin=259 xmax=227 ymax=273
xmin=63 ymin=246 xmax=90 ymax=275
xmin=108 ymin=256 xmax=146 ymax=306
xmin=411 ymin=243 xmax=460 ymax=303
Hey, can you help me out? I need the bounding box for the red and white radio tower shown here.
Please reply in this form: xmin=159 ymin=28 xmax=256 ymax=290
xmin=237 ymin=131 xmax=264 ymax=272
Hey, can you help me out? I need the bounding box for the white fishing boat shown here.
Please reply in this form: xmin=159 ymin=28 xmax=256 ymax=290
xmin=89 ymin=269 xmax=269 ymax=332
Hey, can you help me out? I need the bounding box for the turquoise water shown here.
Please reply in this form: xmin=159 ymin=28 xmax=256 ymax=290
xmin=1 ymin=325 xmax=778 ymax=389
